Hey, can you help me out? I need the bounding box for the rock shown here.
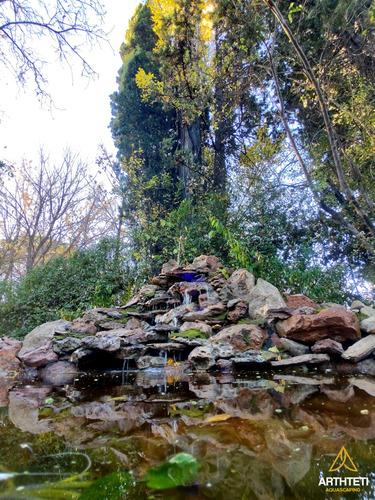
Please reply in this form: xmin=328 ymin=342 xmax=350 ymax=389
xmin=161 ymin=259 xmax=179 ymax=274
xmin=211 ymin=324 xmax=267 ymax=352
xmin=180 ymin=321 xmax=212 ymax=337
xmin=187 ymin=255 xmax=224 ymax=272
xmin=156 ymin=304 xmax=197 ymax=325
xmin=19 ymin=319 xmax=71 ymax=356
xmin=227 ymin=301 xmax=248 ymax=323
xmin=357 ymin=358 xmax=375 ymax=376
xmin=81 ymin=336 xmax=122 ymax=352
xmin=168 ymin=281 xmax=212 ymax=297
xmin=53 ymin=336 xmax=83 ymax=355
xmin=293 ymin=306 xmax=317 ymax=316
xmin=136 ymin=356 xmax=167 ymax=370
xmin=232 ymin=350 xmax=278 ymax=367
xmin=146 ymin=342 xmax=185 ymax=352
xmin=276 ymin=307 xmax=361 ymax=343
xmin=279 ymin=338 xmax=310 ymax=356
xmin=360 ymin=305 xmax=375 ymax=318
xmin=124 ymin=284 xmax=161 ymax=308
xmin=69 ymin=348 xmax=95 ymax=364
xmin=248 ymin=279 xmax=286 ymax=318
xmin=227 ymin=269 xmax=255 ymax=304
xmin=270 ymin=333 xmax=284 ymax=349
xmin=198 ymin=291 xmax=220 ymax=308
xmin=215 ymin=359 xmax=234 ymax=371
xmin=182 ymin=302 xmax=227 ymax=322
xmin=360 ymin=317 xmax=375 ymax=333
xmin=267 ymin=307 xmax=294 ymax=321
xmin=0 ymin=337 xmax=22 ymax=357
xmin=69 ymin=318 xmax=97 ymax=335
xmin=0 ymin=349 xmax=21 ymax=377
xmin=227 ymin=298 xmax=241 ymax=308
xmin=271 ymin=353 xmax=330 ymax=367
xmin=8 ymin=387 xmax=52 ymax=434
xmin=19 ymin=340 xmax=58 ymax=367
xmin=350 ymin=300 xmax=366 ymax=312
xmin=320 ymin=302 xmax=345 ymax=309
xmin=116 ymin=345 xmax=148 ymax=359
xmin=211 ymin=341 xmax=236 ymax=359
xmin=82 ymin=308 xmax=126 ymax=321
xmin=283 ymin=294 xmax=319 ymax=310
xmin=188 ymin=345 xmax=216 ymax=370
xmin=39 ymin=361 xmax=77 ymax=385
xmin=349 ymin=377 xmax=375 ymax=397
xmin=311 ymin=339 xmax=344 ymax=355
xmin=170 ymin=337 xmax=208 ymax=347
xmin=98 ymin=321 xmax=127 ymax=331
xmin=321 ymin=385 xmax=355 ymax=402
xmin=97 ymin=328 xmax=164 ymax=344
xmin=342 ymin=335 xmax=375 ymax=362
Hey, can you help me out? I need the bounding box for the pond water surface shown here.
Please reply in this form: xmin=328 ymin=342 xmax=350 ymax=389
xmin=0 ymin=368 xmax=374 ymax=499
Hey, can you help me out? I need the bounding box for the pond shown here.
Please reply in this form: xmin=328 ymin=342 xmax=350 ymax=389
xmin=0 ymin=367 xmax=374 ymax=499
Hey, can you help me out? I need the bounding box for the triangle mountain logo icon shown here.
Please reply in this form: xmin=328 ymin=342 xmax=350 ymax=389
xmin=329 ymin=446 xmax=358 ymax=473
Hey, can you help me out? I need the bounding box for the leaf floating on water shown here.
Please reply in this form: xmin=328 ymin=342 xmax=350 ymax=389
xmin=79 ymin=471 xmax=132 ymax=500
xmin=360 ymin=409 xmax=369 ymax=415
xmin=167 ymin=358 xmax=174 ymax=366
xmin=145 ymin=453 xmax=200 ymax=490
xmin=204 ymin=414 xmax=231 ymax=422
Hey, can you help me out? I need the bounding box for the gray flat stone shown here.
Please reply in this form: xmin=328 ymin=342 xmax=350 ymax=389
xmin=342 ymin=335 xmax=375 ymax=362
xmin=271 ymin=353 xmax=330 ymax=367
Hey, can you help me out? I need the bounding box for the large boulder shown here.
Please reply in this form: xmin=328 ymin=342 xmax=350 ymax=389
xmin=227 ymin=269 xmax=255 ymax=304
xmin=360 ymin=317 xmax=375 ymax=334
xmin=211 ymin=324 xmax=267 ymax=352
xmin=19 ymin=319 xmax=71 ymax=356
xmin=248 ymin=279 xmax=286 ymax=318
xmin=276 ymin=307 xmax=361 ymax=344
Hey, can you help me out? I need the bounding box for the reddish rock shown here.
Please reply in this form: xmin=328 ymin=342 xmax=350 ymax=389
xmin=311 ymin=338 xmax=344 ymax=355
xmin=69 ymin=318 xmax=97 ymax=335
xmin=0 ymin=337 xmax=22 ymax=357
xmin=211 ymin=324 xmax=267 ymax=352
xmin=227 ymin=301 xmax=248 ymax=323
xmin=284 ymin=294 xmax=319 ymax=310
xmin=276 ymin=307 xmax=361 ymax=344
xmin=0 ymin=349 xmax=21 ymax=377
xmin=187 ymin=255 xmax=224 ymax=272
xmin=19 ymin=340 xmax=58 ymax=367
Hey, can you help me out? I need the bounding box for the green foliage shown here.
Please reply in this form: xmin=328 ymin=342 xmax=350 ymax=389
xmin=171 ymin=328 xmax=206 ymax=339
xmin=0 ymin=239 xmax=133 ymax=339
xmin=79 ymin=471 xmax=132 ymax=500
xmin=144 ymin=453 xmax=200 ymax=490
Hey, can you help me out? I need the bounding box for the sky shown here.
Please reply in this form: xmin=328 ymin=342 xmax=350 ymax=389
xmin=0 ymin=0 xmax=139 ymax=168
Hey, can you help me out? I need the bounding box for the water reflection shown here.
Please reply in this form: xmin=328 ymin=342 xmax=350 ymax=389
xmin=0 ymin=370 xmax=374 ymax=499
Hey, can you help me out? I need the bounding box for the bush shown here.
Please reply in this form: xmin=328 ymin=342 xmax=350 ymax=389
xmin=0 ymin=238 xmax=133 ymax=339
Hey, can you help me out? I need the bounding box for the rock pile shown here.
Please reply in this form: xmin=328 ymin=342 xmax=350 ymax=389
xmin=1 ymin=255 xmax=375 ymax=383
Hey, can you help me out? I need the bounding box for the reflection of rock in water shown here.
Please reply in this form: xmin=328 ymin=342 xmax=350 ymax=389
xmin=9 ymin=386 xmax=52 ymax=434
